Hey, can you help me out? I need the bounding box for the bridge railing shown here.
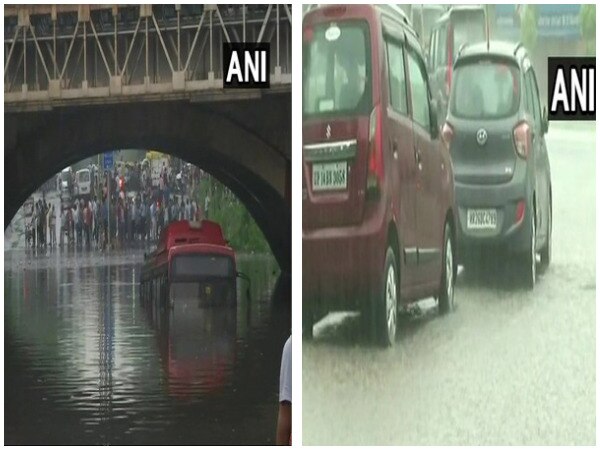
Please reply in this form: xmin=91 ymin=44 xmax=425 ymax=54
xmin=4 ymin=4 xmax=291 ymax=105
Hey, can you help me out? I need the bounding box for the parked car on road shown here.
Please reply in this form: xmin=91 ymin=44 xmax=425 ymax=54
xmin=409 ymin=4 xmax=446 ymax=52
xmin=60 ymin=166 xmax=74 ymax=197
xmin=75 ymin=168 xmax=92 ymax=199
xmin=302 ymin=4 xmax=457 ymax=347
xmin=442 ymin=40 xmax=552 ymax=288
xmin=427 ymin=5 xmax=487 ymax=123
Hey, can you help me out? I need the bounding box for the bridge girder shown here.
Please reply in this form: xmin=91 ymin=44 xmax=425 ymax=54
xmin=5 ymin=4 xmax=292 ymax=109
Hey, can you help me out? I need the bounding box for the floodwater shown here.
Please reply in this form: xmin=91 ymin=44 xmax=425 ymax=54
xmin=303 ymin=124 xmax=596 ymax=445
xmin=5 ymin=249 xmax=290 ymax=445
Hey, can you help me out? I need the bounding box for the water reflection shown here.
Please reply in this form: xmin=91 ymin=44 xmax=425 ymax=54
xmin=146 ymin=299 xmax=237 ymax=399
xmin=5 ymin=250 xmax=289 ymax=445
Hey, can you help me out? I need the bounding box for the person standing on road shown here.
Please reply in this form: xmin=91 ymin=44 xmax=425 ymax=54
xmin=276 ymin=335 xmax=292 ymax=445
xmin=204 ymin=194 xmax=210 ymax=219
xmin=132 ymin=198 xmax=139 ymax=241
xmin=140 ymin=196 xmax=147 ymax=241
xmin=150 ymin=201 xmax=157 ymax=241
xmin=92 ymin=196 xmax=99 ymax=246
xmin=185 ymin=199 xmax=191 ymax=221
xmin=84 ymin=201 xmax=92 ymax=247
xmin=42 ymin=199 xmax=48 ymax=246
xmin=73 ymin=203 xmax=80 ymax=245
xmin=67 ymin=205 xmax=74 ymax=245
xmin=60 ymin=206 xmax=66 ymax=247
xmin=191 ymin=201 xmax=197 ymax=222
xmin=48 ymin=205 xmax=56 ymax=247
xmin=118 ymin=198 xmax=126 ymax=246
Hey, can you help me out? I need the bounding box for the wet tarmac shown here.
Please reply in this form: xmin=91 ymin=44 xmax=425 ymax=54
xmin=303 ymin=124 xmax=596 ymax=445
xmin=5 ymin=250 xmax=290 ymax=445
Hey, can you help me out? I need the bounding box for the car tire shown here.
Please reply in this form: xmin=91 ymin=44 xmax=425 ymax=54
xmin=522 ymin=209 xmax=536 ymax=289
xmin=540 ymin=197 xmax=552 ymax=272
xmin=376 ymin=247 xmax=398 ymax=347
xmin=439 ymin=223 xmax=456 ymax=314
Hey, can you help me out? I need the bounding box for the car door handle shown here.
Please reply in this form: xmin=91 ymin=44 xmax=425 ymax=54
xmin=415 ymin=147 xmax=423 ymax=169
xmin=391 ymin=139 xmax=398 ymax=159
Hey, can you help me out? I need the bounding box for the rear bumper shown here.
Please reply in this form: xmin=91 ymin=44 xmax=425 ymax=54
xmin=455 ymin=177 xmax=532 ymax=259
xmin=303 ymin=202 xmax=387 ymax=316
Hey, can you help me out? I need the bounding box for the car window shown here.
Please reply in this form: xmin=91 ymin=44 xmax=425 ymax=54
xmin=527 ymin=70 xmax=542 ymax=129
xmin=303 ymin=21 xmax=371 ymax=116
xmin=436 ymin=25 xmax=447 ymax=68
xmin=429 ymin=30 xmax=437 ymax=68
xmin=386 ymin=40 xmax=408 ymax=115
xmin=524 ymin=71 xmax=535 ymax=117
xmin=450 ymin=59 xmax=520 ymax=119
xmin=412 ymin=8 xmax=423 ymax=37
xmin=407 ymin=49 xmax=431 ymax=130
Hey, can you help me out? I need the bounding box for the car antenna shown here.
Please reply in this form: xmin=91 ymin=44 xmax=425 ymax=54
xmin=486 ymin=4 xmax=490 ymax=51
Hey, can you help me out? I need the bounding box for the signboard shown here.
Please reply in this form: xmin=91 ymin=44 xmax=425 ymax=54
xmin=494 ymin=4 xmax=581 ymax=40
xmin=103 ymin=152 xmax=114 ymax=170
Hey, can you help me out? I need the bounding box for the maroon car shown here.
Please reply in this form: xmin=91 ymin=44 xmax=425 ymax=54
xmin=302 ymin=4 xmax=457 ymax=346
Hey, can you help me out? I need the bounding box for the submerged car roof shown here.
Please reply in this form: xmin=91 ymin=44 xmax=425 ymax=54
xmin=456 ymin=40 xmax=528 ymax=67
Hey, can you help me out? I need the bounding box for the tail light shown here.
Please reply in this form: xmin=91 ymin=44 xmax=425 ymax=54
xmin=441 ymin=122 xmax=454 ymax=150
xmin=303 ymin=27 xmax=313 ymax=42
xmin=513 ymin=121 xmax=531 ymax=159
xmin=367 ymin=105 xmax=384 ymax=197
xmin=515 ymin=200 xmax=525 ymax=225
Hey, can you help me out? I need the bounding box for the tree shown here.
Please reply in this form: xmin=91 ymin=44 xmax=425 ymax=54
xmin=580 ymin=4 xmax=595 ymax=55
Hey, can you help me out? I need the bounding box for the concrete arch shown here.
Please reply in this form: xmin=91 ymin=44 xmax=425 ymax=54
xmin=5 ymin=99 xmax=290 ymax=271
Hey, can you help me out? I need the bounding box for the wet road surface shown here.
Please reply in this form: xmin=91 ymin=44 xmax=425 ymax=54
xmin=5 ymin=250 xmax=290 ymax=445
xmin=303 ymin=123 xmax=595 ymax=445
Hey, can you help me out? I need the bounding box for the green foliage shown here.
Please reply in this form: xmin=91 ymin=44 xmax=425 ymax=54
xmin=520 ymin=5 xmax=538 ymax=53
xmin=580 ymin=4 xmax=596 ymax=55
xmin=194 ymin=176 xmax=270 ymax=254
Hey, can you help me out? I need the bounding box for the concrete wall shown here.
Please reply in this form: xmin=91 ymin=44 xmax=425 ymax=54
xmin=5 ymin=93 xmax=291 ymax=270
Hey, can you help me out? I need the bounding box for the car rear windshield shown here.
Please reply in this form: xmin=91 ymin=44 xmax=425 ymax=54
xmin=450 ymin=59 xmax=520 ymax=119
xmin=303 ymin=20 xmax=372 ymax=116
xmin=78 ymin=171 xmax=90 ymax=182
xmin=171 ymin=254 xmax=234 ymax=279
xmin=452 ymin=11 xmax=486 ymax=59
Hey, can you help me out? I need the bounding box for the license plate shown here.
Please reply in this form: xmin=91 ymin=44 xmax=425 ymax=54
xmin=312 ymin=162 xmax=347 ymax=191
xmin=467 ymin=209 xmax=497 ymax=229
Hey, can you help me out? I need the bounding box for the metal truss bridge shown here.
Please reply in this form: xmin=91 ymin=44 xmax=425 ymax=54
xmin=4 ymin=4 xmax=292 ymax=110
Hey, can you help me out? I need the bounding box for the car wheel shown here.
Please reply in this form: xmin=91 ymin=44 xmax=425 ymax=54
xmin=439 ymin=223 xmax=455 ymax=314
xmin=540 ymin=197 xmax=552 ymax=272
xmin=522 ymin=209 xmax=536 ymax=289
xmin=376 ymin=247 xmax=398 ymax=347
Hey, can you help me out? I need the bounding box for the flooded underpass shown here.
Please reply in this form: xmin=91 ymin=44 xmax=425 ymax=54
xmin=302 ymin=123 xmax=596 ymax=445
xmin=5 ymin=250 xmax=290 ymax=445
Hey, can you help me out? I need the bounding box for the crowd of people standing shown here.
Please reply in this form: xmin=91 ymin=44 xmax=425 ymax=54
xmin=26 ymin=157 xmax=207 ymax=250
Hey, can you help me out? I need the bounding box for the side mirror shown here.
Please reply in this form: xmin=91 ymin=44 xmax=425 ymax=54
xmin=430 ymin=99 xmax=439 ymax=139
xmin=542 ymin=106 xmax=549 ymax=134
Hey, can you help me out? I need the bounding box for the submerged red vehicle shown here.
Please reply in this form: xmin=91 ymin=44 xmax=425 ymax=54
xmin=140 ymin=220 xmax=237 ymax=308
